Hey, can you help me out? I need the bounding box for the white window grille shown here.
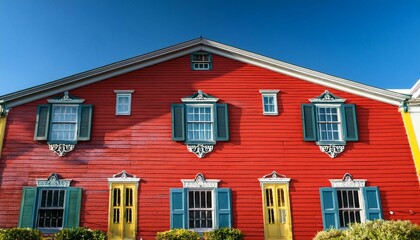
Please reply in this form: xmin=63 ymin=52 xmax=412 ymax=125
xmin=50 ymin=105 xmax=78 ymax=141
xmin=192 ymin=53 xmax=211 ymax=70
xmin=337 ymin=189 xmax=362 ymax=228
xmin=316 ymin=106 xmax=342 ymax=141
xmin=186 ymin=105 xmax=213 ymax=141
xmin=188 ymin=190 xmax=213 ymax=229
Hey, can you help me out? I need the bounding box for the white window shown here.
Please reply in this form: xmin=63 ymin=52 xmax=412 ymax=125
xmin=191 ymin=53 xmax=211 ymax=70
xmin=336 ymin=189 xmax=362 ymax=228
xmin=186 ymin=105 xmax=213 ymax=142
xmin=259 ymin=90 xmax=279 ymax=115
xmin=316 ymin=105 xmax=342 ymax=141
xmin=50 ymin=105 xmax=78 ymax=141
xmin=188 ymin=190 xmax=213 ymax=230
xmin=114 ymin=90 xmax=134 ymax=115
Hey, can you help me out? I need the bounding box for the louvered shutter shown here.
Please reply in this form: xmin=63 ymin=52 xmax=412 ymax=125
xmin=320 ymin=188 xmax=339 ymax=229
xmin=18 ymin=187 xmax=37 ymax=228
xmin=215 ymin=104 xmax=229 ymax=141
xmin=362 ymin=187 xmax=383 ymax=221
xmin=342 ymin=104 xmax=358 ymax=141
xmin=171 ymin=104 xmax=185 ymax=141
xmin=170 ymin=188 xmax=187 ymax=229
xmin=64 ymin=187 xmax=82 ymax=228
xmin=301 ymin=104 xmax=317 ymax=141
xmin=78 ymin=105 xmax=92 ymax=141
xmin=215 ymin=188 xmax=232 ymax=228
xmin=34 ymin=105 xmax=51 ymax=140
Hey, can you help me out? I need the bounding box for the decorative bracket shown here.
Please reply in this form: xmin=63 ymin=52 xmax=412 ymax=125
xmin=187 ymin=144 xmax=214 ymax=158
xmin=319 ymin=145 xmax=345 ymax=158
xmin=49 ymin=144 xmax=75 ymax=157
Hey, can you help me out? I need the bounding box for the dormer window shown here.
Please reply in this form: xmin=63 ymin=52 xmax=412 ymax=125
xmin=301 ymin=90 xmax=358 ymax=158
xmin=191 ymin=52 xmax=212 ymax=70
xmin=171 ymin=90 xmax=229 ymax=158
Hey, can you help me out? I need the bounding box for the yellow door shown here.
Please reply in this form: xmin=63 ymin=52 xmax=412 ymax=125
xmin=108 ymin=183 xmax=137 ymax=240
xmin=262 ymin=184 xmax=292 ymax=240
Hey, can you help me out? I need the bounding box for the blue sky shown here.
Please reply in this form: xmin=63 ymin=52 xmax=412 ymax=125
xmin=1 ymin=0 xmax=419 ymax=96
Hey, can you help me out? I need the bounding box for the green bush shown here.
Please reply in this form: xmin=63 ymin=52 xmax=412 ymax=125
xmin=54 ymin=227 xmax=107 ymax=240
xmin=0 ymin=228 xmax=43 ymax=240
xmin=204 ymin=228 xmax=244 ymax=240
xmin=156 ymin=229 xmax=200 ymax=240
xmin=313 ymin=220 xmax=420 ymax=240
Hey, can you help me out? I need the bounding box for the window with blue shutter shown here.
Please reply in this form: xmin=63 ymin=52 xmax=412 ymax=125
xmin=301 ymin=90 xmax=358 ymax=158
xmin=320 ymin=174 xmax=383 ymax=229
xmin=18 ymin=173 xmax=82 ymax=233
xmin=169 ymin=173 xmax=233 ymax=232
xmin=171 ymin=90 xmax=229 ymax=158
xmin=34 ymin=92 xmax=93 ymax=156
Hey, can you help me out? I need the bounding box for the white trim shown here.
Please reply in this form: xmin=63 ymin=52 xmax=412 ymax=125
xmin=115 ymin=91 xmax=133 ymax=116
xmin=258 ymin=171 xmax=291 ymax=187
xmin=329 ymin=173 xmax=366 ymax=188
xmin=1 ymin=38 xmax=410 ymax=107
xmin=181 ymin=173 xmax=220 ymax=188
xmin=107 ymin=170 xmax=141 ymax=185
xmin=259 ymin=90 xmax=279 ymax=116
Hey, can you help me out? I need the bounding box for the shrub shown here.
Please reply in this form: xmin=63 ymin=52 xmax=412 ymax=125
xmin=0 ymin=228 xmax=43 ymax=240
xmin=204 ymin=228 xmax=244 ymax=240
xmin=313 ymin=220 xmax=420 ymax=240
xmin=156 ymin=229 xmax=200 ymax=240
xmin=54 ymin=227 xmax=107 ymax=240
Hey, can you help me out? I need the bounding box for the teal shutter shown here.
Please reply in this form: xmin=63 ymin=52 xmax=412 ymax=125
xmin=170 ymin=188 xmax=187 ymax=229
xmin=301 ymin=104 xmax=317 ymax=141
xmin=78 ymin=105 xmax=93 ymax=141
xmin=18 ymin=187 xmax=37 ymax=228
xmin=362 ymin=187 xmax=383 ymax=221
xmin=342 ymin=104 xmax=358 ymax=141
xmin=64 ymin=187 xmax=82 ymax=228
xmin=34 ymin=104 xmax=51 ymax=140
xmin=320 ymin=188 xmax=339 ymax=229
xmin=215 ymin=188 xmax=232 ymax=228
xmin=215 ymin=104 xmax=229 ymax=141
xmin=171 ymin=104 xmax=185 ymax=141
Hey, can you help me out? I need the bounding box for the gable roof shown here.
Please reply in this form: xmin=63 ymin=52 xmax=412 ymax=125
xmin=0 ymin=38 xmax=410 ymax=107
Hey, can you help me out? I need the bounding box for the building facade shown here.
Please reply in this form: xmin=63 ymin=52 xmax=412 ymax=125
xmin=0 ymin=39 xmax=419 ymax=240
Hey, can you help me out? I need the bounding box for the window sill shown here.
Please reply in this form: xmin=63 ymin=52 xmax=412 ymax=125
xmin=316 ymin=140 xmax=346 ymax=146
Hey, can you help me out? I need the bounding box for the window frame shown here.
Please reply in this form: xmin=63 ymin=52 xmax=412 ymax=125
xmin=49 ymin=104 xmax=79 ymax=143
xmin=259 ymin=90 xmax=279 ymax=115
xmin=191 ymin=52 xmax=212 ymax=70
xmin=185 ymin=103 xmax=215 ymax=144
xmin=315 ymin=104 xmax=343 ymax=143
xmin=335 ymin=188 xmax=364 ymax=228
xmin=36 ymin=188 xmax=66 ymax=232
xmin=114 ymin=90 xmax=134 ymax=116
xmin=187 ymin=188 xmax=215 ymax=232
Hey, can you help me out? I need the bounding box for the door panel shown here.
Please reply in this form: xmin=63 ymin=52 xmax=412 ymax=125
xmin=109 ymin=183 xmax=137 ymax=240
xmin=262 ymin=184 xmax=292 ymax=240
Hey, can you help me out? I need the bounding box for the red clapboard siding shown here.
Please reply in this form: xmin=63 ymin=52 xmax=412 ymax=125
xmin=0 ymin=54 xmax=419 ymax=240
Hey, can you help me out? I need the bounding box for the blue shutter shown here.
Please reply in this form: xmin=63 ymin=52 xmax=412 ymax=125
xmin=170 ymin=188 xmax=187 ymax=229
xmin=171 ymin=104 xmax=185 ymax=141
xmin=301 ymin=104 xmax=317 ymax=141
xmin=34 ymin=104 xmax=50 ymax=140
xmin=342 ymin=104 xmax=358 ymax=141
xmin=362 ymin=187 xmax=383 ymax=221
xmin=18 ymin=187 xmax=37 ymax=228
xmin=64 ymin=187 xmax=82 ymax=228
xmin=320 ymin=188 xmax=339 ymax=229
xmin=215 ymin=188 xmax=232 ymax=228
xmin=215 ymin=104 xmax=229 ymax=141
xmin=78 ymin=105 xmax=93 ymax=141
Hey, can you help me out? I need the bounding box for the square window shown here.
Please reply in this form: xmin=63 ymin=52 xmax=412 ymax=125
xmin=191 ymin=53 xmax=212 ymax=70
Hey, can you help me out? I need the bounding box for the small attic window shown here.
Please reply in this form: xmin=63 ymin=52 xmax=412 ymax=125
xmin=191 ymin=52 xmax=212 ymax=70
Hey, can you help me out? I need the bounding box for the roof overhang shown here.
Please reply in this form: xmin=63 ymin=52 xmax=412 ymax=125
xmin=0 ymin=38 xmax=411 ymax=107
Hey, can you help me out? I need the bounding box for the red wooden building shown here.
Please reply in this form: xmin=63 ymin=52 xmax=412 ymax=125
xmin=0 ymin=38 xmax=419 ymax=240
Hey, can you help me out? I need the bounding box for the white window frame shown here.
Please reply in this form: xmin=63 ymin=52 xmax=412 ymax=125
xmin=49 ymin=104 xmax=79 ymax=142
xmin=315 ymin=104 xmax=343 ymax=142
xmin=259 ymin=90 xmax=279 ymax=115
xmin=186 ymin=104 xmax=214 ymax=142
xmin=114 ymin=90 xmax=134 ymax=116
xmin=335 ymin=188 xmax=364 ymax=228
xmin=187 ymin=189 xmax=215 ymax=231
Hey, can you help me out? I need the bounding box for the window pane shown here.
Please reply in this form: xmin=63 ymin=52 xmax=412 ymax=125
xmin=186 ymin=106 xmax=213 ymax=141
xmin=337 ymin=189 xmax=362 ymax=228
xmin=188 ymin=190 xmax=213 ymax=229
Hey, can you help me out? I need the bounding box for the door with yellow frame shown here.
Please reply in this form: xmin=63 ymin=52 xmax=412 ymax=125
xmin=108 ymin=183 xmax=137 ymax=240
xmin=262 ymin=183 xmax=293 ymax=240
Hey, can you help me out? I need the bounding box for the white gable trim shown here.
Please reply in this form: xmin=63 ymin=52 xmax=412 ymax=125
xmin=1 ymin=38 xmax=410 ymax=107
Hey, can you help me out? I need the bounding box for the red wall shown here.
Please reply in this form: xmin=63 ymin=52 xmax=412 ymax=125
xmin=0 ymin=54 xmax=419 ymax=240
